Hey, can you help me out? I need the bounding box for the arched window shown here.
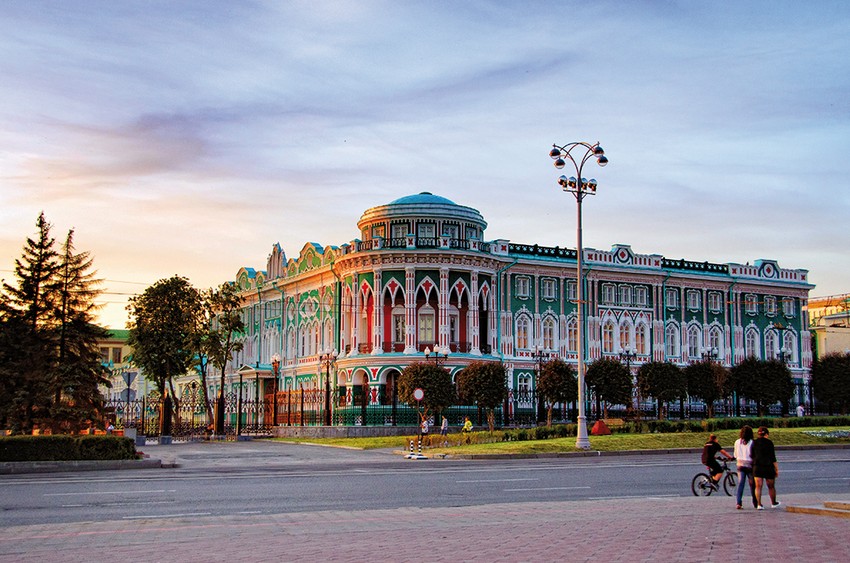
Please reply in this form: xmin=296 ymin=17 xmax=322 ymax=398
xmin=765 ymin=331 xmax=779 ymax=360
xmin=516 ymin=315 xmax=531 ymax=350
xmin=567 ymin=318 xmax=578 ymax=352
xmin=619 ymin=322 xmax=632 ymax=352
xmin=783 ymin=332 xmax=797 ymax=363
xmin=745 ymin=328 xmax=759 ymax=358
xmin=324 ymin=319 xmax=334 ymax=351
xmin=542 ymin=316 xmax=557 ymax=351
xmin=286 ymin=327 xmax=296 ymax=359
xmin=687 ymin=325 xmax=701 ymax=359
xmin=602 ymin=320 xmax=615 ymax=354
xmin=636 ymin=323 xmax=649 ymax=355
xmin=392 ymin=306 xmax=405 ymax=344
xmin=708 ymin=327 xmax=723 ymax=360
xmin=665 ymin=324 xmax=680 ymax=357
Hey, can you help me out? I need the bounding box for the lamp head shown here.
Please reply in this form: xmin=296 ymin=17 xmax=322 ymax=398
xmin=597 ymin=155 xmax=608 ymax=167
xmin=549 ymin=147 xmax=562 ymax=159
xmin=553 ymin=157 xmax=566 ymax=169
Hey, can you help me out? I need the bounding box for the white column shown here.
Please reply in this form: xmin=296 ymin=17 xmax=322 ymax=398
xmin=372 ymin=270 xmax=383 ymax=354
xmin=404 ymin=267 xmax=417 ymax=353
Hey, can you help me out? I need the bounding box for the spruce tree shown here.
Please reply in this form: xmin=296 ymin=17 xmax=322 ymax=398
xmin=50 ymin=229 xmax=110 ymax=432
xmin=0 ymin=213 xmax=60 ymax=433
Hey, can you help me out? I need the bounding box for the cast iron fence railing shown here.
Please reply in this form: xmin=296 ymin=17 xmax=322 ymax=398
xmin=100 ymin=382 xmax=824 ymax=438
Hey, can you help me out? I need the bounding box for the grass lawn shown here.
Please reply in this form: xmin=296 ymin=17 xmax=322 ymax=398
xmin=272 ymin=426 xmax=850 ymax=456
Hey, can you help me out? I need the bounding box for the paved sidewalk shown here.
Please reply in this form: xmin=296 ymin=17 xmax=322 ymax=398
xmin=0 ymin=492 xmax=847 ymax=562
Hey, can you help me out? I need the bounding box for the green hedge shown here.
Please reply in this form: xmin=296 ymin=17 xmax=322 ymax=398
xmin=457 ymin=416 xmax=850 ymax=446
xmin=0 ymin=435 xmax=137 ymax=462
xmin=699 ymin=416 xmax=850 ymax=432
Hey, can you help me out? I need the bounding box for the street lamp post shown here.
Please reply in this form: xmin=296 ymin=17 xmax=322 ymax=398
xmin=532 ymin=344 xmax=549 ymax=424
xmin=319 ymin=349 xmax=338 ymax=426
xmin=619 ymin=347 xmax=638 ymax=420
xmin=271 ymin=353 xmax=280 ymax=427
xmin=549 ymin=141 xmax=608 ymax=449
xmin=701 ymin=347 xmax=718 ymax=363
xmin=424 ymin=345 xmax=449 ymax=366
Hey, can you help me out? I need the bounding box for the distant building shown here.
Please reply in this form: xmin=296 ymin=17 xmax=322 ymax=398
xmin=216 ymin=192 xmax=814 ymax=424
xmin=97 ymin=329 xmax=151 ymax=401
xmin=806 ymin=294 xmax=850 ymax=358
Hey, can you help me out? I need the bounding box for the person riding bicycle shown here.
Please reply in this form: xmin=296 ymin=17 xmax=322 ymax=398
xmin=701 ymin=434 xmax=733 ymax=486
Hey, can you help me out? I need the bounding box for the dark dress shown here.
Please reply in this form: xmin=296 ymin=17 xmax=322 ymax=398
xmin=752 ymin=436 xmax=777 ymax=479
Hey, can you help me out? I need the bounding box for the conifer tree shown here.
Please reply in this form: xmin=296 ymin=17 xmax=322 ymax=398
xmin=0 ymin=214 xmax=110 ymax=434
xmin=50 ymin=229 xmax=110 ymax=432
xmin=0 ymin=213 xmax=60 ymax=433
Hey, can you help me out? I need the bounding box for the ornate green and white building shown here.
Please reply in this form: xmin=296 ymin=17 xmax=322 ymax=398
xmin=216 ymin=192 xmax=813 ymax=424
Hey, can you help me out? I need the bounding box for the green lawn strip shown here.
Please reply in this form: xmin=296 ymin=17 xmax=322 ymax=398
xmin=272 ymin=426 xmax=850 ymax=455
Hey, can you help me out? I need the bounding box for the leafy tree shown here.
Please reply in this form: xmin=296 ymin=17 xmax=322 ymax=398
xmin=637 ymin=361 xmax=686 ymax=420
xmin=398 ymin=362 xmax=456 ymax=423
xmin=730 ymin=357 xmax=794 ymax=416
xmin=201 ymin=282 xmax=246 ymax=432
xmin=537 ymin=358 xmax=577 ymax=427
xmin=685 ymin=360 xmax=731 ymax=418
xmin=456 ymin=360 xmax=507 ymax=431
xmin=127 ymin=276 xmax=203 ymax=434
xmin=811 ymin=353 xmax=850 ymax=414
xmin=585 ymin=357 xmax=632 ymax=419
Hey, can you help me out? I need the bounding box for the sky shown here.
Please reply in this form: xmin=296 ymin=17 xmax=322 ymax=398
xmin=1 ymin=1 xmax=848 ymax=329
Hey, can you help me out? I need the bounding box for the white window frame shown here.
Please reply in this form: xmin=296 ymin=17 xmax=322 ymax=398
xmin=568 ymin=281 xmax=577 ymax=302
xmin=745 ymin=294 xmax=758 ymax=315
xmin=745 ymin=328 xmax=759 ymax=358
xmin=542 ymin=316 xmax=557 ymax=351
xmin=765 ymin=296 xmax=777 ymax=316
xmin=516 ymin=315 xmax=531 ymax=349
xmin=516 ymin=276 xmax=531 ymax=298
xmin=665 ymin=323 xmax=680 ymax=357
xmin=619 ymin=285 xmax=632 ymax=306
xmin=635 ymin=286 xmax=647 ymax=307
xmin=636 ymin=323 xmax=649 ymax=355
xmin=392 ymin=307 xmax=405 ymax=343
xmin=542 ymin=278 xmax=556 ymax=300
xmin=782 ymin=298 xmax=796 ymax=317
xmin=567 ymin=318 xmax=578 ymax=352
xmin=418 ymin=306 xmax=435 ymax=343
xmin=687 ymin=325 xmax=701 ymax=359
xmin=602 ymin=283 xmax=616 ymax=305
xmin=686 ymin=290 xmax=701 ymax=310
xmin=665 ymin=288 xmax=679 ymax=308
xmin=708 ymin=292 xmax=722 ymax=312
xmin=602 ymin=320 xmax=615 ymax=354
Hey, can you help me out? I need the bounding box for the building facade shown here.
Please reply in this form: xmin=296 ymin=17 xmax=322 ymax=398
xmin=213 ymin=192 xmax=814 ymax=424
xmin=806 ymin=293 xmax=850 ymax=358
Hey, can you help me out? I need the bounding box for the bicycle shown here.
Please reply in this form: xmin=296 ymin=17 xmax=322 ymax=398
xmin=691 ymin=457 xmax=737 ymax=496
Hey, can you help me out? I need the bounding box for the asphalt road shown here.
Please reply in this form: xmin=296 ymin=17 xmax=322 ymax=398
xmin=2 ymin=444 xmax=848 ymax=528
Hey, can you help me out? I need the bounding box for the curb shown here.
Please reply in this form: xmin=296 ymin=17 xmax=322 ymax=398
xmin=786 ymin=501 xmax=850 ymax=519
xmin=0 ymin=458 xmax=167 ymax=474
xmin=443 ymin=443 xmax=850 ymax=461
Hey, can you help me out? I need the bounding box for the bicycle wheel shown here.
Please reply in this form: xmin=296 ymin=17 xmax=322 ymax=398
xmin=691 ymin=473 xmax=715 ymax=496
xmin=723 ymin=471 xmax=737 ymax=496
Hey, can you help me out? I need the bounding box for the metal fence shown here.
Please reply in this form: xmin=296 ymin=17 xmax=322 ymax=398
xmin=101 ymin=382 xmax=827 ymax=441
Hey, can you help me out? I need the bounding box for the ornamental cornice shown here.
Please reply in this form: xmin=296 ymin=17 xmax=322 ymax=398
xmin=333 ymin=251 xmax=503 ymax=276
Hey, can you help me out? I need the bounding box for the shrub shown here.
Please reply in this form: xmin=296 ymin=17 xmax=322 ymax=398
xmin=0 ymin=435 xmax=137 ymax=462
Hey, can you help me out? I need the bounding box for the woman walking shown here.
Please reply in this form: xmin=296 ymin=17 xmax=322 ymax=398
xmin=733 ymin=425 xmax=757 ymax=509
xmin=752 ymin=426 xmax=780 ymax=510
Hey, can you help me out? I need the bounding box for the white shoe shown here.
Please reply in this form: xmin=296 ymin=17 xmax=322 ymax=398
xmin=757 ymin=505 xmax=765 ymax=510
xmin=771 ymin=501 xmax=781 ymax=508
